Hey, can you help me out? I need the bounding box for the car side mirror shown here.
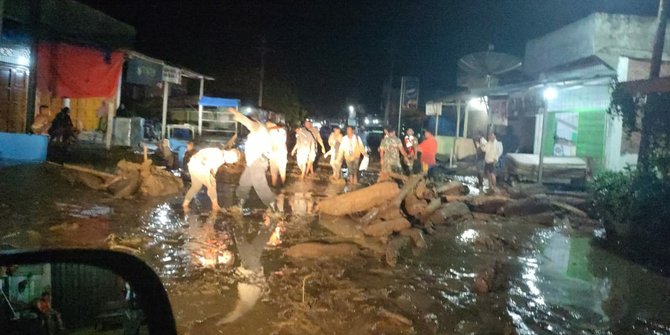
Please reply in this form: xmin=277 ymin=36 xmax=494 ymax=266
xmin=0 ymin=249 xmax=177 ymax=335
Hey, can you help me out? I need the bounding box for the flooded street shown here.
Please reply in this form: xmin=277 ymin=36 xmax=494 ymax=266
xmin=1 ymin=161 xmax=670 ymax=334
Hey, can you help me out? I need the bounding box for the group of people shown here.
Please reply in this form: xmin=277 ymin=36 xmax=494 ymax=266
xmin=181 ymin=108 xmax=442 ymax=213
xmin=31 ymin=105 xmax=79 ymax=144
xmin=379 ymin=127 xmax=438 ymax=176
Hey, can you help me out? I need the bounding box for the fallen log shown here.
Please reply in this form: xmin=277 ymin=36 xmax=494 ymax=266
xmin=378 ymin=172 xmax=409 ymax=183
xmin=319 ymin=182 xmax=400 ymax=216
xmin=502 ymin=194 xmax=552 ymax=217
xmin=400 ymin=228 xmax=427 ymax=249
xmin=419 ymin=198 xmax=442 ymax=224
xmin=467 ymin=196 xmax=511 ymax=214
xmin=319 ymin=215 xmax=386 ymax=254
xmin=359 ymin=207 xmax=381 ymax=225
xmin=404 ymin=194 xmax=427 ymax=217
xmin=379 ymin=308 xmax=413 ymax=327
xmin=436 ymin=181 xmax=468 ymax=196
xmin=285 ymin=242 xmax=359 ymax=259
xmin=551 ymin=201 xmax=588 ymax=218
xmin=427 ymin=202 xmax=472 ymax=226
xmin=364 ymin=218 xmax=411 ymax=237
xmin=393 ymin=175 xmax=423 ymax=208
xmin=386 ymin=235 xmax=411 ymax=267
xmin=54 ymin=162 xmax=117 ymax=180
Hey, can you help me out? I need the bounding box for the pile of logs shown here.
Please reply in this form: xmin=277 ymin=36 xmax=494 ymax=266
xmin=316 ymin=176 xmax=598 ymax=267
xmin=51 ymin=156 xmax=183 ymax=199
xmin=318 ymin=175 xmax=471 ymax=266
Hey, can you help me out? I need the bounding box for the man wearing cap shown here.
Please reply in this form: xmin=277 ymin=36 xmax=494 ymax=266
xmin=304 ymin=119 xmax=326 ymax=176
xmin=182 ymin=147 xmax=240 ymax=212
xmin=226 ymin=108 xmax=277 ymax=211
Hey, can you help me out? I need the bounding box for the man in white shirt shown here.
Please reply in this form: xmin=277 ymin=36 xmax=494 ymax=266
xmin=477 ymin=132 xmax=504 ymax=192
xmin=266 ymin=122 xmax=288 ymax=187
xmin=227 ymin=108 xmax=277 ymax=211
xmin=337 ymin=126 xmax=368 ymax=184
xmin=182 ymin=147 xmax=240 ymax=212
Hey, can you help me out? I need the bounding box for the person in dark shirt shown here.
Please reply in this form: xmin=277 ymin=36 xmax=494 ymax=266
xmin=48 ymin=107 xmax=76 ymax=143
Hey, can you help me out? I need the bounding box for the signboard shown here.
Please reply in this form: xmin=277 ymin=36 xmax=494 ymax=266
xmin=400 ymin=77 xmax=420 ymax=112
xmin=425 ymin=102 xmax=442 ymax=116
xmin=0 ymin=43 xmax=31 ymax=66
xmin=162 ymin=65 xmax=182 ymax=84
xmin=126 ymin=58 xmax=162 ymax=86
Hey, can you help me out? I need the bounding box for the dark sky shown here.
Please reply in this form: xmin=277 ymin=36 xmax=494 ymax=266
xmin=80 ymin=0 xmax=659 ymax=116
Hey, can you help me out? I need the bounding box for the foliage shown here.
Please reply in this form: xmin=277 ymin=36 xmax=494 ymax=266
xmin=607 ymin=81 xmax=642 ymax=135
xmin=590 ymin=169 xmax=670 ymax=253
xmin=608 ymin=82 xmax=670 ymax=178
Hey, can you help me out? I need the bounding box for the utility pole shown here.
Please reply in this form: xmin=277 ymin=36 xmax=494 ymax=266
xmin=639 ymin=0 xmax=670 ymax=171
xmin=258 ymin=37 xmax=268 ymax=108
xmin=384 ymin=59 xmax=394 ymax=125
xmin=650 ymin=0 xmax=669 ymax=79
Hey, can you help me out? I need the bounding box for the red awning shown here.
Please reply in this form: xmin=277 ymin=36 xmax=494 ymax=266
xmin=37 ymin=42 xmax=123 ymax=98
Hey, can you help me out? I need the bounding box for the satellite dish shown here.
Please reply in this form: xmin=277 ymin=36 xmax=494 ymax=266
xmin=457 ymin=44 xmax=522 ymax=89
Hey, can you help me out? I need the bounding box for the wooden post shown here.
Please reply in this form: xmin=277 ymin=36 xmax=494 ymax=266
xmin=198 ymin=77 xmax=204 ymax=136
xmin=106 ymin=72 xmax=122 ymax=150
xmin=537 ymin=106 xmax=548 ymax=183
xmin=161 ymin=82 xmax=169 ymax=139
xmin=450 ymin=100 xmax=461 ymax=167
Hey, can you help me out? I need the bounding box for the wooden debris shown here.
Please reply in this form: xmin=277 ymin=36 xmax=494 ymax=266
xmin=319 ymin=182 xmax=400 ymax=216
xmin=379 ymin=308 xmax=413 ymax=326
xmin=419 ymin=198 xmax=442 ymax=224
xmin=400 ymin=228 xmax=427 ymax=249
xmin=551 ymin=201 xmax=588 ymax=218
xmin=467 ymin=196 xmax=511 ymax=214
xmin=392 ymin=175 xmax=423 ymax=208
xmin=364 ymin=218 xmax=411 ymax=237
xmin=385 ymin=235 xmax=411 ymax=267
xmin=404 ymin=194 xmax=427 ymax=217
xmin=286 ymin=242 xmax=359 ymax=259
xmin=436 ymin=181 xmax=468 ymax=196
xmin=502 ymin=194 xmax=553 ymax=217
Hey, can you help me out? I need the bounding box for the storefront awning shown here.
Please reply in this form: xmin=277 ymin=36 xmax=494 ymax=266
xmin=198 ymin=96 xmax=240 ymax=108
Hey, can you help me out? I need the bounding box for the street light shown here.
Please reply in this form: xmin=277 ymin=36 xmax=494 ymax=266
xmin=348 ymin=105 xmax=355 ymax=113
xmin=543 ymin=87 xmax=558 ymax=101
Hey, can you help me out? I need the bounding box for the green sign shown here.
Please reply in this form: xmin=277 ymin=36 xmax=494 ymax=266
xmin=126 ymin=58 xmax=162 ymax=86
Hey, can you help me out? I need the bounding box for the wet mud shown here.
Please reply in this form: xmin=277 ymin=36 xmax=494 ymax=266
xmin=1 ymin=162 xmax=670 ymax=334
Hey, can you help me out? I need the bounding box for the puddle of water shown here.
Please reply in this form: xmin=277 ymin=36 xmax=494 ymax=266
xmin=509 ymin=231 xmax=670 ymax=335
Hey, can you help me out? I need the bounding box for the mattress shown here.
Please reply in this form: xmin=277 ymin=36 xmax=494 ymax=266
xmin=505 ymin=153 xmax=587 ymax=181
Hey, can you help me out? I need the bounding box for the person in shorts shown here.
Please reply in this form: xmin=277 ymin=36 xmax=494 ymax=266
xmin=337 ymin=126 xmax=367 ymax=184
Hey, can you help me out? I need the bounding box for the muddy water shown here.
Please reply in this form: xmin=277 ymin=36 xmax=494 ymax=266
xmin=1 ymin=162 xmax=670 ymax=334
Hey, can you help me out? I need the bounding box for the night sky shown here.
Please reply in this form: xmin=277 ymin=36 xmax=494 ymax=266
xmin=80 ymin=0 xmax=659 ymax=116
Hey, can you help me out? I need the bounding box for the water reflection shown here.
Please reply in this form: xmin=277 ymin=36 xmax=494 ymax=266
xmin=509 ymin=231 xmax=670 ymax=334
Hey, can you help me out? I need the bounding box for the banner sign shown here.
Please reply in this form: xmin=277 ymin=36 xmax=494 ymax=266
xmin=400 ymin=77 xmax=420 ymax=112
xmin=126 ymin=58 xmax=162 ymax=86
xmin=425 ymin=102 xmax=442 ymax=116
xmin=162 ymin=65 xmax=182 ymax=84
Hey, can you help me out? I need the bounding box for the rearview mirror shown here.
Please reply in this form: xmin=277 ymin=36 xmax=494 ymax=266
xmin=0 ymin=249 xmax=177 ymax=335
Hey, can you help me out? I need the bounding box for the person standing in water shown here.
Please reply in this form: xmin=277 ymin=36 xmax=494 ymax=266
xmin=266 ymin=121 xmax=288 ymax=187
xmin=291 ymin=125 xmax=316 ymax=180
xmin=326 ymin=126 xmax=343 ymax=180
xmin=304 ymin=119 xmax=325 ymax=176
xmin=227 ymin=108 xmax=277 ymax=211
xmin=337 ymin=126 xmax=367 ymax=185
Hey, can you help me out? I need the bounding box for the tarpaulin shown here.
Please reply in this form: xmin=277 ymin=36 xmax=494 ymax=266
xmin=37 ymin=42 xmax=123 ymax=98
xmin=198 ymin=96 xmax=240 ymax=108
